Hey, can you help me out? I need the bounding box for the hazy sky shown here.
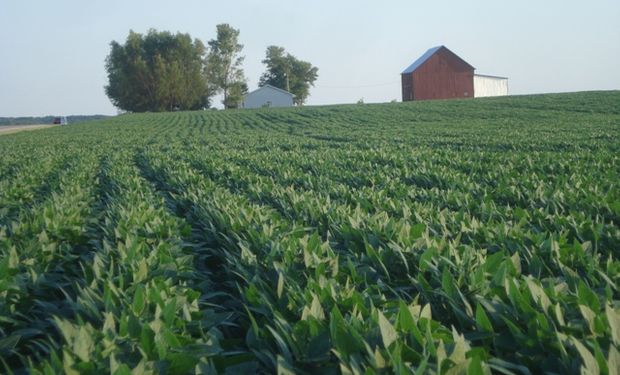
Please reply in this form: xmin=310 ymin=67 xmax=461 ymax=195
xmin=1 ymin=0 xmax=619 ymax=116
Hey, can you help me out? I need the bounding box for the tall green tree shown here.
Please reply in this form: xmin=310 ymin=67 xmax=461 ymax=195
xmin=223 ymin=81 xmax=248 ymax=109
xmin=105 ymin=29 xmax=210 ymax=112
xmin=259 ymin=46 xmax=318 ymax=105
xmin=205 ymin=24 xmax=246 ymax=109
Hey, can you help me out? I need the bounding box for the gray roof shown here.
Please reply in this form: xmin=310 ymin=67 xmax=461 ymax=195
xmin=401 ymin=46 xmax=443 ymax=74
xmin=474 ymin=73 xmax=508 ymax=80
xmin=401 ymin=45 xmax=475 ymax=74
xmin=246 ymin=84 xmax=294 ymax=97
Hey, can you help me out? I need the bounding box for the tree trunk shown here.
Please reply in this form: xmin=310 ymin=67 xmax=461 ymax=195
xmin=223 ymin=76 xmax=228 ymax=108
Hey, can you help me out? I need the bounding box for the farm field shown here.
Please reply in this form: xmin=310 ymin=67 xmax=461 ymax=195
xmin=0 ymin=91 xmax=619 ymax=374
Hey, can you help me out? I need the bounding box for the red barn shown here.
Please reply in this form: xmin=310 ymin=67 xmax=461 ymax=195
xmin=401 ymin=46 xmax=475 ymax=101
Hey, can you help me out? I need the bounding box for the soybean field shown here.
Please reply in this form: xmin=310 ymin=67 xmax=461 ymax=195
xmin=1 ymin=91 xmax=619 ymax=374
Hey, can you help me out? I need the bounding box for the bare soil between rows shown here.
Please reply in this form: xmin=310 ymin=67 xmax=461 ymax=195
xmin=0 ymin=124 xmax=57 ymax=135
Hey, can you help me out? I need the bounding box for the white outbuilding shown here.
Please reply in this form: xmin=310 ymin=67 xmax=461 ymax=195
xmin=474 ymin=74 xmax=509 ymax=98
xmin=243 ymin=84 xmax=294 ymax=109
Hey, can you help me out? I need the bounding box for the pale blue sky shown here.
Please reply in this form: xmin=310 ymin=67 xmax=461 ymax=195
xmin=1 ymin=0 xmax=618 ymax=116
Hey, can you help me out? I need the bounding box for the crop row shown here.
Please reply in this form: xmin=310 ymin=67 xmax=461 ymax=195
xmin=0 ymin=92 xmax=618 ymax=374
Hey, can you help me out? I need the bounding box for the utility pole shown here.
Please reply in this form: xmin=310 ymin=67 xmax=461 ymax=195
xmin=285 ymin=72 xmax=290 ymax=93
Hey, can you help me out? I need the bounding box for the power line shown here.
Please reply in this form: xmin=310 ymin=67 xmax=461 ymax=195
xmin=316 ymin=81 xmax=400 ymax=89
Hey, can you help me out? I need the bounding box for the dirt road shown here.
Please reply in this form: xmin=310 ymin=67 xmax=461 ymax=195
xmin=0 ymin=124 xmax=57 ymax=135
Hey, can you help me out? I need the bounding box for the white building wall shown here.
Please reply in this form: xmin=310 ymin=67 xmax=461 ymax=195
xmin=474 ymin=75 xmax=508 ymax=98
xmin=243 ymin=86 xmax=294 ymax=109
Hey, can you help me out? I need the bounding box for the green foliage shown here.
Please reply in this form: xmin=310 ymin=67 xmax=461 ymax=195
xmin=223 ymin=81 xmax=248 ymax=110
xmin=0 ymin=91 xmax=619 ymax=374
xmin=259 ymin=46 xmax=318 ymax=105
xmin=205 ymin=24 xmax=247 ymax=109
xmin=105 ymin=29 xmax=209 ymax=112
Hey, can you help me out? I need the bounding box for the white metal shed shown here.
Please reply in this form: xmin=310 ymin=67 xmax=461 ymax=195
xmin=243 ymin=84 xmax=294 ymax=109
xmin=474 ymin=74 xmax=509 ymax=98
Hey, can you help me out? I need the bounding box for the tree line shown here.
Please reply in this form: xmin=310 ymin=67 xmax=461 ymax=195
xmin=105 ymin=25 xmax=318 ymax=112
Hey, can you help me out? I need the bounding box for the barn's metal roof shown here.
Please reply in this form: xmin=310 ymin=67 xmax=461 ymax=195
xmin=401 ymin=45 xmax=475 ymax=74
xmin=246 ymin=84 xmax=294 ymax=97
xmin=401 ymin=46 xmax=443 ymax=74
xmin=474 ymin=73 xmax=508 ymax=80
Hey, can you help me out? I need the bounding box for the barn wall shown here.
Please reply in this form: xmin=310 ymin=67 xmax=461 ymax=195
xmin=474 ymin=75 xmax=508 ymax=97
xmin=243 ymin=87 xmax=294 ymax=109
xmin=411 ymin=51 xmax=473 ymax=100
xmin=401 ymin=74 xmax=413 ymax=101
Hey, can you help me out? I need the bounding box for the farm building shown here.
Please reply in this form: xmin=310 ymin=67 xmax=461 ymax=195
xmin=243 ymin=85 xmax=294 ymax=109
xmin=401 ymin=45 xmax=508 ymax=101
xmin=474 ymin=74 xmax=509 ymax=98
